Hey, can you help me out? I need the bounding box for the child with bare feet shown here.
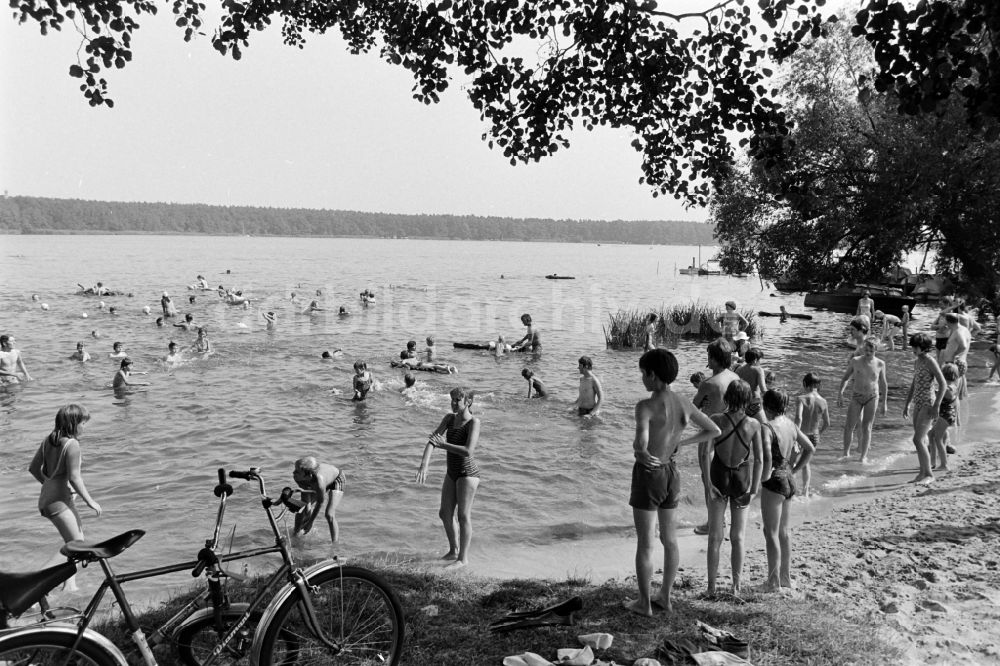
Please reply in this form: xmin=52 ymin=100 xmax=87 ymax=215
xmin=292 ymin=456 xmax=345 ymax=543
xmin=903 ymin=333 xmax=945 ymax=484
xmin=521 ymin=368 xmax=548 ymax=398
xmin=760 ymin=389 xmax=815 ymax=593
xmin=837 ymin=338 xmax=887 ymax=462
xmin=702 ymin=380 xmax=762 ymax=597
xmin=929 ymin=363 xmax=959 ymax=472
xmin=415 ymin=387 xmax=481 ymax=568
xmin=624 ymin=349 xmax=720 ymax=616
xmin=794 ymin=373 xmax=830 ymax=498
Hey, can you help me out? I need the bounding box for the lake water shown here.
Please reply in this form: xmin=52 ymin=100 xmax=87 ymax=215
xmin=0 ymin=235 xmax=938 ymax=600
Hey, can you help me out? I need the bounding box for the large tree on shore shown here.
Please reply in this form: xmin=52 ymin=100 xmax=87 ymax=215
xmin=711 ymin=16 xmax=1000 ymax=302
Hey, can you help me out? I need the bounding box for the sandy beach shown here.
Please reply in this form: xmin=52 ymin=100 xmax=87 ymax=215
xmin=467 ymin=385 xmax=1000 ymax=664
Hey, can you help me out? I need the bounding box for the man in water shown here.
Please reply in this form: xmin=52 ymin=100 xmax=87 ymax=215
xmin=837 ymin=338 xmax=887 ymax=462
xmin=292 ymin=456 xmax=345 ymax=543
xmin=691 ymin=338 xmax=739 ymax=534
xmin=571 ymin=356 xmax=603 ymax=418
xmin=174 ymin=313 xmax=197 ymax=331
xmin=163 ymin=341 xmax=183 ymax=366
xmin=0 ymin=334 xmax=33 ymax=383
xmin=624 ymin=349 xmax=720 ymax=616
xmin=69 ymin=342 xmax=91 ymax=362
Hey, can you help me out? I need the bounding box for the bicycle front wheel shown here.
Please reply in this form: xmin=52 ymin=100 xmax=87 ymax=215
xmin=257 ymin=565 xmax=404 ymax=666
xmin=0 ymin=629 xmax=121 ymax=666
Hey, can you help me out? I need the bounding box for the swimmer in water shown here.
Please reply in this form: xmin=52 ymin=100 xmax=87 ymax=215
xmin=521 ymin=368 xmax=548 ymax=398
xmin=302 ymin=300 xmax=324 ymax=315
xmin=174 ymin=313 xmax=196 ymax=331
xmin=163 ymin=341 xmax=184 ymax=366
xmin=69 ymin=342 xmax=91 ymax=362
xmin=400 ymin=373 xmax=417 ymax=392
xmin=352 ymin=360 xmax=372 ymax=401
xmin=193 ymin=328 xmax=211 ymax=353
xmin=261 ymin=311 xmax=276 ymax=331
xmin=108 ymin=341 xmax=128 ymax=359
xmin=112 ymin=358 xmax=149 ymax=389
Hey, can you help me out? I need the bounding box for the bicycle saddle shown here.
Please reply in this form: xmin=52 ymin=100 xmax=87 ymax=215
xmin=60 ymin=529 xmax=146 ymax=562
xmin=0 ymin=560 xmax=77 ymax=617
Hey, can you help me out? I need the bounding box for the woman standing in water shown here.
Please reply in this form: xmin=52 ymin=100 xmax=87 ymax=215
xmin=415 ymin=387 xmax=481 ymax=568
xmin=29 ymin=404 xmax=103 ymax=591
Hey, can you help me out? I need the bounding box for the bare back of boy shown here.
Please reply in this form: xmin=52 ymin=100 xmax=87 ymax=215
xmin=798 ymin=393 xmax=828 ymax=436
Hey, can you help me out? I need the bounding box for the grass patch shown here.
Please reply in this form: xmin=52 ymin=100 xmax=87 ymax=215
xmin=95 ymin=560 xmax=899 ymax=665
xmin=605 ymin=302 xmax=761 ymax=348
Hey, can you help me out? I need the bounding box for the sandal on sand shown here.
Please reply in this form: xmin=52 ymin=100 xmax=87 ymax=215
xmin=490 ymin=597 xmax=582 ymax=633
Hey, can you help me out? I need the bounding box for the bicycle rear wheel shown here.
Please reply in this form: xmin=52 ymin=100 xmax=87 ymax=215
xmin=0 ymin=629 xmax=120 ymax=666
xmin=257 ymin=565 xmax=404 ymax=666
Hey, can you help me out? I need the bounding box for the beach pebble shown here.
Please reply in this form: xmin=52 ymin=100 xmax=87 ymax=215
xmin=880 ymin=600 xmax=900 ymax=614
xmin=919 ymin=599 xmax=952 ymax=613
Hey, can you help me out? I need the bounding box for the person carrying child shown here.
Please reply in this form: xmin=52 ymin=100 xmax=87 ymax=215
xmin=794 ymin=372 xmax=830 ymax=498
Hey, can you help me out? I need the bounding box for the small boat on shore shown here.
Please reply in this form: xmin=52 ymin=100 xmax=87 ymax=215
xmin=545 ymin=274 xmax=575 ymax=280
xmin=804 ymin=284 xmax=915 ymax=318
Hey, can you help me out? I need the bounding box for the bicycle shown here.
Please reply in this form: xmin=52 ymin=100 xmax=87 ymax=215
xmin=0 ymin=467 xmax=405 ymax=666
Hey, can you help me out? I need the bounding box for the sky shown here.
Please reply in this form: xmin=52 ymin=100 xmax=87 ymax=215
xmin=0 ymin=9 xmax=711 ymax=222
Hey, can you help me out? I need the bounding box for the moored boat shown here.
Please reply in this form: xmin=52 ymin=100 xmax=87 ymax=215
xmin=803 ymin=284 xmax=916 ymax=318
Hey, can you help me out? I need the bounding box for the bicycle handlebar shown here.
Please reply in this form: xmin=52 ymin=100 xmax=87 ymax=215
xmin=229 ymin=470 xmax=255 ymax=481
xmin=214 ymin=468 xmax=234 ymax=498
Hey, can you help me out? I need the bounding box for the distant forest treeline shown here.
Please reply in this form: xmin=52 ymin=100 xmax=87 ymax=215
xmin=0 ymin=196 xmax=716 ymax=245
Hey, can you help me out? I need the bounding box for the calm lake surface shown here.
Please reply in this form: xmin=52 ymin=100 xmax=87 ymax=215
xmin=0 ymin=235 xmax=936 ymax=600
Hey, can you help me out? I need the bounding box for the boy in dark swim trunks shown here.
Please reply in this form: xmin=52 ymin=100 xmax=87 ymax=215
xmin=292 ymin=456 xmax=345 ymax=543
xmin=624 ymin=349 xmax=720 ymax=616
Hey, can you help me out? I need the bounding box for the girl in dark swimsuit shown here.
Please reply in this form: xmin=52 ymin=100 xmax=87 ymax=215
xmin=760 ymin=389 xmax=815 ymax=592
xmin=702 ymin=380 xmax=762 ymax=596
xmin=929 ymin=362 xmax=960 ymax=472
xmin=415 ymin=387 xmax=481 ymax=568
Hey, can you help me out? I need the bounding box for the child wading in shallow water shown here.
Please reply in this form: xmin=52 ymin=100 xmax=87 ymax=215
xmin=521 ymin=368 xmax=548 ymax=398
xmin=624 ymin=349 xmax=720 ymax=616
xmin=352 ymin=360 xmax=372 ymax=401
xmin=929 ymin=362 xmax=959 ymax=472
xmin=794 ymin=372 xmax=830 ymax=498
xmin=415 ymin=387 xmax=482 ymax=568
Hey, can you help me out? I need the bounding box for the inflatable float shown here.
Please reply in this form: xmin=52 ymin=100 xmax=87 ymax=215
xmin=757 ymin=311 xmax=813 ymax=320
xmin=545 ymin=274 xmax=575 ymax=279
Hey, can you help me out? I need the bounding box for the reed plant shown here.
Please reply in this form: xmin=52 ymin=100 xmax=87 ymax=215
xmin=604 ymin=301 xmax=760 ymax=348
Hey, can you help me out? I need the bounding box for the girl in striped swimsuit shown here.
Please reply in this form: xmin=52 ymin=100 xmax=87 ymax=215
xmin=416 ymin=387 xmax=482 ymax=568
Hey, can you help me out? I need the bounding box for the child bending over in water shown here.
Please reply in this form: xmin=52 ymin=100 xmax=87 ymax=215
xmin=352 ymin=360 xmax=373 ymax=401
xmin=794 ymin=372 xmax=830 ymax=498
xmin=292 ymin=456 xmax=345 ymax=543
xmin=521 ymin=368 xmax=548 ymax=398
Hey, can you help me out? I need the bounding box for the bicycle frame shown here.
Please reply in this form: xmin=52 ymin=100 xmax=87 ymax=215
xmin=1 ymin=468 xmax=344 ymax=666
